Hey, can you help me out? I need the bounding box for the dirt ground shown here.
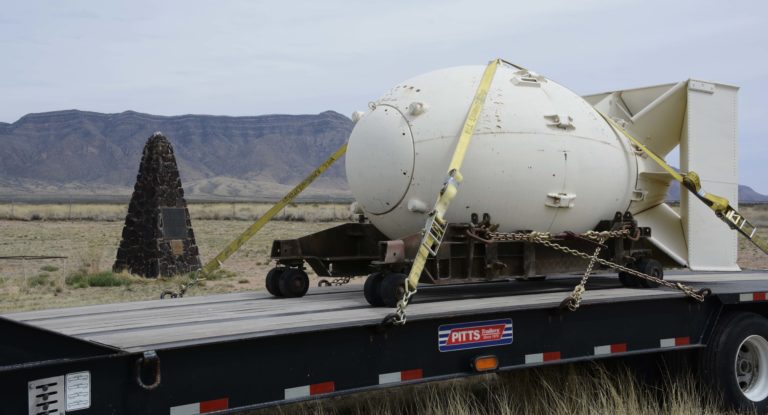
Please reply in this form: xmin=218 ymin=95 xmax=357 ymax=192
xmin=0 ymin=219 xmax=344 ymax=312
xmin=1 ymin=210 xmax=768 ymax=313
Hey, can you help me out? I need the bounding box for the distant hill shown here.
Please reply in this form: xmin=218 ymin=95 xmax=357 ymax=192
xmin=0 ymin=110 xmax=353 ymax=200
xmin=666 ymin=179 xmax=768 ymax=203
xmin=1 ymin=109 xmax=766 ymax=204
xmin=738 ymin=185 xmax=768 ymax=203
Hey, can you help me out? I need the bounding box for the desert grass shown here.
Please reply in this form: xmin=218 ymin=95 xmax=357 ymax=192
xmin=0 ymin=219 xmax=343 ymax=312
xmin=2 ymin=201 xmax=765 ymax=224
xmin=0 ymin=202 xmax=353 ymax=222
xmin=250 ymin=362 xmax=747 ymax=415
xmin=2 ymin=204 xmax=768 ymax=311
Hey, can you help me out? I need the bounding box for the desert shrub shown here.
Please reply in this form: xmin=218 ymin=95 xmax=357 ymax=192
xmin=65 ymin=272 xmax=88 ymax=288
xmin=87 ymin=272 xmax=128 ymax=287
xmin=28 ymin=273 xmax=50 ymax=287
xmin=72 ymin=245 xmax=103 ymax=275
xmin=65 ymin=270 xmax=131 ymax=288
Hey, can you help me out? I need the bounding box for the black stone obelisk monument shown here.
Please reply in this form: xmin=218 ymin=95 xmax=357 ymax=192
xmin=113 ymin=133 xmax=202 ymax=278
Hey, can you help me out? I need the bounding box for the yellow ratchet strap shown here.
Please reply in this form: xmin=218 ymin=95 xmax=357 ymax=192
xmin=201 ymin=143 xmax=348 ymax=274
xmin=405 ymin=58 xmax=501 ymax=290
xmin=598 ymin=111 xmax=768 ymax=255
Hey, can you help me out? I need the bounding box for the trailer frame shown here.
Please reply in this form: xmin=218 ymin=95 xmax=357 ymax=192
xmin=4 ymin=272 xmax=768 ymax=414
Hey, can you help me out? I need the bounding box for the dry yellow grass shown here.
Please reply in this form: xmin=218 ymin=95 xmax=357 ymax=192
xmin=250 ymin=363 xmax=748 ymax=415
xmin=0 ymin=202 xmax=353 ymax=222
xmin=0 ymin=218 xmax=343 ymax=312
xmin=1 ymin=203 xmax=768 ymax=312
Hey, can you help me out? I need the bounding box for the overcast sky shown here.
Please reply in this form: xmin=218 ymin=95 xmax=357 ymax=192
xmin=1 ymin=0 xmax=766 ymax=192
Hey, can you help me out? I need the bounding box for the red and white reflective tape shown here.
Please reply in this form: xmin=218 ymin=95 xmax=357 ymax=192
xmin=379 ymin=369 xmax=423 ymax=384
xmin=170 ymin=398 xmax=228 ymax=415
xmin=284 ymin=381 xmax=335 ymax=400
xmin=660 ymin=336 xmax=690 ymax=348
xmin=524 ymin=351 xmax=561 ymax=364
xmin=594 ymin=343 xmax=628 ymax=356
xmin=740 ymin=292 xmax=768 ymax=302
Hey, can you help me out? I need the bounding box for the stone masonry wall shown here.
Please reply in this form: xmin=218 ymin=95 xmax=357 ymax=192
xmin=113 ymin=133 xmax=201 ymax=278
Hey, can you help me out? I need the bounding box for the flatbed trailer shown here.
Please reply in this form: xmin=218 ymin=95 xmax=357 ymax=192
xmin=4 ymin=271 xmax=768 ymax=414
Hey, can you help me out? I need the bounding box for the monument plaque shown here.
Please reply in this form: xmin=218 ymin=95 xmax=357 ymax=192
xmin=161 ymin=208 xmax=188 ymax=240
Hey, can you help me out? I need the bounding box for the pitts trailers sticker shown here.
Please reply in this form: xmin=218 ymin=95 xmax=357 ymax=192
xmin=438 ymin=319 xmax=513 ymax=352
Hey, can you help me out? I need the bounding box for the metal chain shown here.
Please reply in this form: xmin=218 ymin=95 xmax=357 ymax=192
xmin=384 ymin=226 xmax=709 ymax=326
xmin=385 ymin=229 xmax=651 ymax=324
xmin=160 ymin=270 xmax=204 ymax=299
xmin=562 ymin=236 xmax=606 ymax=311
xmin=490 ymin=231 xmax=708 ymax=303
xmin=391 ymin=282 xmax=418 ymax=325
xmin=335 ymin=277 xmax=352 ymax=286
xmin=488 ymin=229 xmax=631 ymax=242
xmin=318 ymin=277 xmax=352 ymax=287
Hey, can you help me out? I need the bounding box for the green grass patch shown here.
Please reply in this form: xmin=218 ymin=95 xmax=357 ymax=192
xmin=40 ymin=265 xmax=59 ymax=272
xmin=65 ymin=270 xmax=132 ymax=288
xmin=28 ymin=273 xmax=50 ymax=287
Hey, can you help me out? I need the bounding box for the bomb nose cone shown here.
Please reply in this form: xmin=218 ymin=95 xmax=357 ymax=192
xmin=345 ymin=105 xmax=415 ymax=215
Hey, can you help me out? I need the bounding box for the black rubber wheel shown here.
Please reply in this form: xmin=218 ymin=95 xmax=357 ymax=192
xmin=380 ymin=273 xmax=408 ymax=308
xmin=635 ymin=258 xmax=663 ymax=288
xmin=618 ymin=271 xmax=638 ymax=287
xmin=265 ymin=267 xmax=286 ymax=297
xmin=278 ymin=268 xmax=310 ymax=298
xmin=699 ymin=312 xmax=768 ymax=413
xmin=363 ymin=272 xmax=386 ymax=307
xmin=618 ymin=261 xmax=640 ymax=288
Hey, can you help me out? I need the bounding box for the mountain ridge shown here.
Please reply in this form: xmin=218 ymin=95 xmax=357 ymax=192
xmin=0 ymin=109 xmax=353 ymax=199
xmin=1 ymin=109 xmax=766 ymax=203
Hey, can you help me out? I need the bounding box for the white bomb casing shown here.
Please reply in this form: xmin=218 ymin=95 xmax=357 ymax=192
xmin=345 ymin=64 xmax=665 ymax=240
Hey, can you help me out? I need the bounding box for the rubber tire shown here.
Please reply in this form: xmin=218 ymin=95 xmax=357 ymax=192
xmin=618 ymin=263 xmax=640 ymax=288
xmin=363 ymin=272 xmax=385 ymax=307
xmin=278 ymin=268 xmax=310 ymax=298
xmin=635 ymin=258 xmax=663 ymax=288
xmin=380 ymin=273 xmax=408 ymax=308
xmin=699 ymin=312 xmax=768 ymax=413
xmin=265 ymin=267 xmax=286 ymax=297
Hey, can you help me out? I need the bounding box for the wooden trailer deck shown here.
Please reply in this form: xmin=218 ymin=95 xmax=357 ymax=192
xmin=4 ymin=271 xmax=768 ymax=353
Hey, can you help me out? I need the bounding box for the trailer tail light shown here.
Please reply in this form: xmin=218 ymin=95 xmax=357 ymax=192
xmin=473 ymin=355 xmax=499 ymax=372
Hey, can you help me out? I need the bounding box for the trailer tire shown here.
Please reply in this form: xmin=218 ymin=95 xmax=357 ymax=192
xmin=635 ymin=258 xmax=662 ymax=288
xmin=266 ymin=267 xmax=286 ymax=297
xmin=700 ymin=312 xmax=768 ymax=412
xmin=380 ymin=273 xmax=407 ymax=308
xmin=364 ymin=272 xmax=385 ymax=306
xmin=618 ymin=265 xmax=639 ymax=288
xmin=278 ymin=268 xmax=310 ymax=298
